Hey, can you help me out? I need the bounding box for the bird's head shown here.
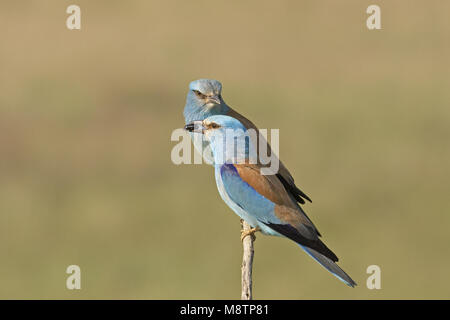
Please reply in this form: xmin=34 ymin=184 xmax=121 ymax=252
xmin=184 ymin=115 xmax=245 ymax=137
xmin=184 ymin=115 xmax=256 ymax=164
xmin=187 ymin=79 xmax=224 ymax=110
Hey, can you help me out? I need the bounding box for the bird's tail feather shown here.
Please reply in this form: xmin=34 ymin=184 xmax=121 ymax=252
xmin=299 ymin=245 xmax=357 ymax=287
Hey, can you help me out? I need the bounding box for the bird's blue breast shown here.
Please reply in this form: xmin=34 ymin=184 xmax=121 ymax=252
xmin=220 ymin=164 xmax=278 ymax=225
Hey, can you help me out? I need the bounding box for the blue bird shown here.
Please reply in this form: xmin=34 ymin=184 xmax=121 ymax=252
xmin=184 ymin=115 xmax=357 ymax=287
xmin=184 ymin=79 xmax=312 ymax=205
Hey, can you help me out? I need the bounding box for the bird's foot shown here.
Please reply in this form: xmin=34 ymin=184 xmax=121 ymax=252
xmin=240 ymin=227 xmax=261 ymax=242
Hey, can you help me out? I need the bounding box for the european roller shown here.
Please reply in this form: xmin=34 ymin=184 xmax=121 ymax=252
xmin=184 ymin=115 xmax=356 ymax=287
xmin=183 ymin=79 xmax=312 ymax=206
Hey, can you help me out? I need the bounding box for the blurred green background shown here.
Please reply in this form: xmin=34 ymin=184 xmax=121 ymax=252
xmin=0 ymin=0 xmax=449 ymax=299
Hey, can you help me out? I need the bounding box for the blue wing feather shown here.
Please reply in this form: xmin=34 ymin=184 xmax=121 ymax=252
xmin=217 ymin=161 xmax=356 ymax=287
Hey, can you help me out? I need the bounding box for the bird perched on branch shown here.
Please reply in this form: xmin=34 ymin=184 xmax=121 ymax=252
xmin=184 ymin=116 xmax=356 ymax=287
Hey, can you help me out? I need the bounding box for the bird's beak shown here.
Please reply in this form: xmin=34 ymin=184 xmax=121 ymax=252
xmin=184 ymin=123 xmax=195 ymax=132
xmin=206 ymin=95 xmax=221 ymax=105
xmin=184 ymin=121 xmax=204 ymax=133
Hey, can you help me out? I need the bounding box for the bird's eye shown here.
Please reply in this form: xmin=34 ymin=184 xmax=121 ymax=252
xmin=193 ymin=90 xmax=206 ymax=99
xmin=210 ymin=123 xmax=220 ymax=129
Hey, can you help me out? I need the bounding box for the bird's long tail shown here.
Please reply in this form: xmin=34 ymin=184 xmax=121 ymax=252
xmin=299 ymin=245 xmax=357 ymax=287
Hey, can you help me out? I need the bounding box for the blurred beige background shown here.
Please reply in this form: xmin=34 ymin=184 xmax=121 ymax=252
xmin=0 ymin=0 xmax=449 ymax=299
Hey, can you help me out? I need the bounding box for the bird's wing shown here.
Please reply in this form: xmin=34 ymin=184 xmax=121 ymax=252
xmin=220 ymin=163 xmax=338 ymax=262
xmin=226 ymin=108 xmax=312 ymax=204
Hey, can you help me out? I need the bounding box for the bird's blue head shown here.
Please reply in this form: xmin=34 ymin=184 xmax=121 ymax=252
xmin=183 ymin=79 xmax=229 ymax=124
xmin=184 ymin=115 xmax=257 ymax=165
